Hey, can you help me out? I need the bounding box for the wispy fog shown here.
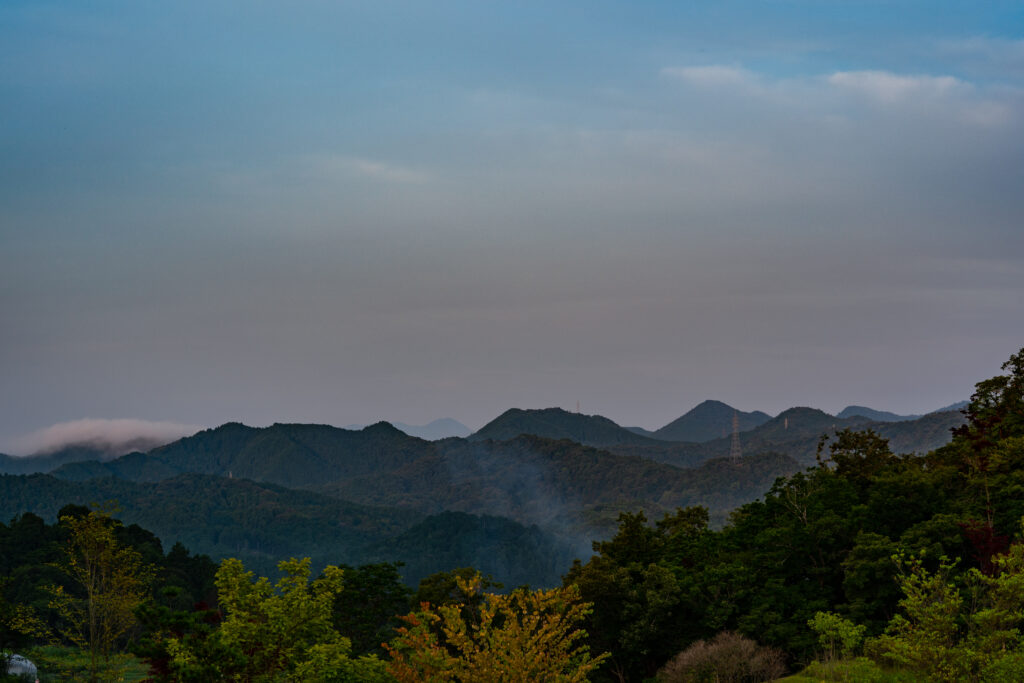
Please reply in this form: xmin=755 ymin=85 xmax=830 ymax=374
xmin=7 ymin=419 xmax=202 ymax=458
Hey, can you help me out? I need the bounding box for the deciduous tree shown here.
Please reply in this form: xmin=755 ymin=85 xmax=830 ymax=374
xmin=386 ymin=573 xmax=606 ymax=682
xmin=48 ymin=507 xmax=155 ymax=683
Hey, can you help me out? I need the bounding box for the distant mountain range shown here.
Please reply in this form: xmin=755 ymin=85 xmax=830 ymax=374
xmin=608 ymin=406 xmax=964 ymax=468
xmin=36 ymin=422 xmax=797 ymax=534
xmin=0 ymin=398 xmax=967 ymax=586
xmin=465 ymin=399 xmax=965 ymax=450
xmin=837 ymin=400 xmax=969 ymax=422
xmin=0 ymin=424 xmax=802 ymax=585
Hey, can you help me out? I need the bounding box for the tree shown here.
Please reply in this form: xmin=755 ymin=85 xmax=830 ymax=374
xmin=414 ymin=567 xmax=501 ymax=610
xmin=807 ymin=611 xmax=865 ymax=661
xmin=565 ymin=508 xmax=716 ymax=682
xmin=953 ymin=348 xmax=1024 ymax=452
xmin=132 ymin=586 xmax=224 ymax=683
xmin=870 ymin=542 xmax=1024 ymax=682
xmin=816 ymin=428 xmax=895 ymax=482
xmin=386 ymin=572 xmax=606 ymax=682
xmin=332 ymin=562 xmax=411 ymax=656
xmin=165 ymin=556 xmax=390 ymax=682
xmin=47 ymin=507 xmax=154 ymax=683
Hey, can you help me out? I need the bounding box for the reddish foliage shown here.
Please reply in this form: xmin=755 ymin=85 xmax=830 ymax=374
xmin=958 ymin=517 xmax=1010 ymax=576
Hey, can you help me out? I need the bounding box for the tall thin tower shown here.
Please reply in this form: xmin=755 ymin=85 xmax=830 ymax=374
xmin=730 ymin=410 xmax=742 ymax=462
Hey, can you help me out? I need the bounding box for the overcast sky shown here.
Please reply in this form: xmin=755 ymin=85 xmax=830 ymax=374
xmin=3 ymin=1 xmax=1023 ymax=452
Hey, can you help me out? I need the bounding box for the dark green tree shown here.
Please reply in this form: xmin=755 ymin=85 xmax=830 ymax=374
xmin=332 ymin=562 xmax=411 ymax=656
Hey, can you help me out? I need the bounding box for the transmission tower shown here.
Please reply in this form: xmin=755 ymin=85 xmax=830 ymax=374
xmin=730 ymin=410 xmax=742 ymax=462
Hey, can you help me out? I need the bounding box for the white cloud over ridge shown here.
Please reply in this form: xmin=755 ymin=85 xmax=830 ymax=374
xmin=8 ymin=419 xmax=203 ymax=457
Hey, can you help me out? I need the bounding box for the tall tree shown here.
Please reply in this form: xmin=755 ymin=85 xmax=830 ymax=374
xmin=48 ymin=507 xmax=155 ymax=683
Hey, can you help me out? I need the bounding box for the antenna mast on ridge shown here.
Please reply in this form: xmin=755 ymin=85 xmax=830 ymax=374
xmin=730 ymin=410 xmax=742 ymax=463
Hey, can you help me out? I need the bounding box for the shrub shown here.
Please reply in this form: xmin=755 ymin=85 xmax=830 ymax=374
xmin=657 ymin=631 xmax=786 ymax=683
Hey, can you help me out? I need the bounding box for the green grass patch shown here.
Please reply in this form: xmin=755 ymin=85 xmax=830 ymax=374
xmin=20 ymin=645 xmax=149 ymax=682
xmin=781 ymin=658 xmax=920 ymax=682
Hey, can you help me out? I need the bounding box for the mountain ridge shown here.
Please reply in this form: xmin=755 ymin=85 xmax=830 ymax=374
xmin=653 ymin=400 xmax=772 ymax=442
xmin=469 ymin=407 xmax=663 ymax=447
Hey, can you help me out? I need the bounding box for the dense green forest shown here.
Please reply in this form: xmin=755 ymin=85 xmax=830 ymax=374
xmin=0 ymin=474 xmax=574 ymax=588
xmin=1 ymin=348 xmax=1020 ymax=681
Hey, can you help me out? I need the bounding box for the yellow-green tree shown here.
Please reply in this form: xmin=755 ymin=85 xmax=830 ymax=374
xmin=48 ymin=507 xmax=154 ymax=683
xmin=872 ymin=538 xmax=1024 ymax=682
xmin=166 ymin=556 xmax=391 ymax=682
xmin=386 ymin=573 xmax=607 ymax=682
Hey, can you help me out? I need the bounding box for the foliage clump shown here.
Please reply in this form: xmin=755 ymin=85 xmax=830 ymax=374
xmin=655 ymin=630 xmax=785 ymax=683
xmin=161 ymin=556 xmax=390 ymax=682
xmin=386 ymin=572 xmax=606 ymax=682
xmin=865 ymin=541 xmax=1024 ymax=682
xmin=808 ymin=611 xmax=866 ymax=661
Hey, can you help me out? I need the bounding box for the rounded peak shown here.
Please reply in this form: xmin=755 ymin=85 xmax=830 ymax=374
xmin=693 ymin=399 xmax=734 ymax=409
xmin=775 ymin=406 xmax=830 ymax=419
xmin=361 ymin=421 xmax=406 ymax=435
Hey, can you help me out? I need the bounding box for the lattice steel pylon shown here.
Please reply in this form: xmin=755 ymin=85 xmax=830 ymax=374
xmin=730 ymin=410 xmax=742 ymax=462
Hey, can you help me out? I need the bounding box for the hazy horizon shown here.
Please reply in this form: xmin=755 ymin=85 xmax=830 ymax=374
xmin=1 ymin=396 xmax=972 ymax=458
xmin=3 ymin=1 xmax=1021 ymax=451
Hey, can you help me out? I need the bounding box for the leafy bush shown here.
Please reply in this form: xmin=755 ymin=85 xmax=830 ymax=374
xmin=808 ymin=611 xmax=866 ymax=660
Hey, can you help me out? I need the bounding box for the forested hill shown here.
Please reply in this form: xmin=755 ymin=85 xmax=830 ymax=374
xmin=317 ymin=436 xmax=801 ymax=534
xmin=44 ymin=426 xmax=801 ymax=541
xmin=837 ymin=405 xmax=919 ymax=421
xmin=0 ymin=472 xmax=571 ymax=587
xmin=653 ymin=400 xmax=772 ymax=442
xmin=138 ymin=421 xmax=434 ymax=488
xmin=0 ymin=473 xmax=413 ymax=575
xmin=468 ymin=407 xmax=663 ymax=447
xmin=0 ymin=445 xmax=115 ymax=475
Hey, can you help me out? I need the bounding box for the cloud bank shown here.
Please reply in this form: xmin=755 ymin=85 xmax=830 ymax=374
xmin=8 ymin=419 xmax=203 ymax=458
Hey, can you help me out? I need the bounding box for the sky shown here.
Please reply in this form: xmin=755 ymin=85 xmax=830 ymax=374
xmin=3 ymin=1 xmax=1023 ymax=453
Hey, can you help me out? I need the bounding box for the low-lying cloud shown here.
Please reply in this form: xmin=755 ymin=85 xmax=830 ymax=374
xmin=8 ymin=419 xmax=203 ymax=458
